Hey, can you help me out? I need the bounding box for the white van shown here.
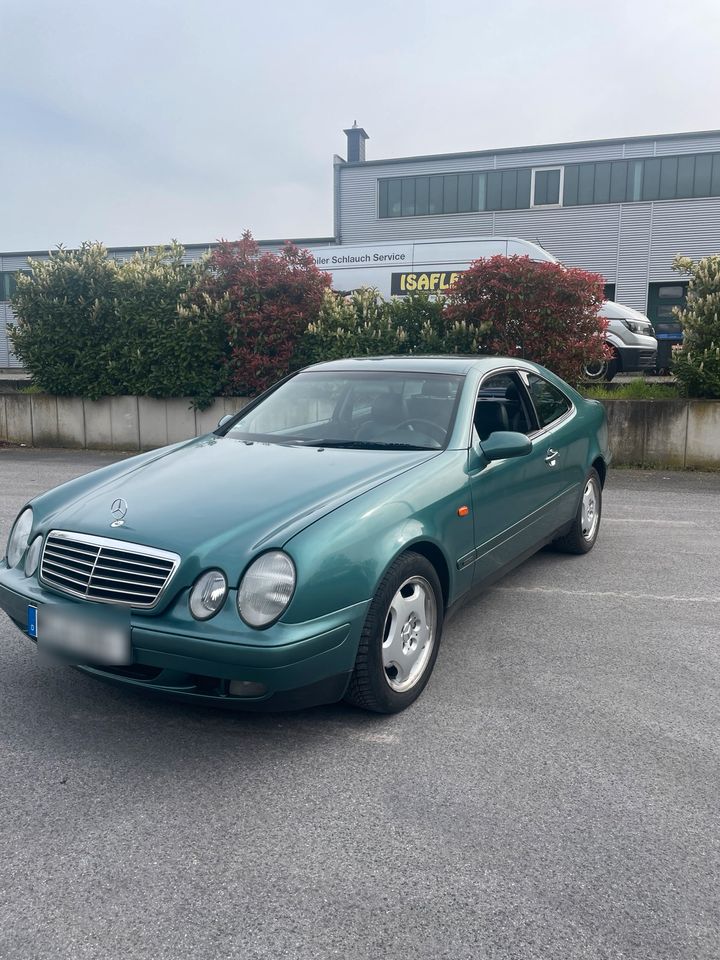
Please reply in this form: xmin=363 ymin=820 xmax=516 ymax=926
xmin=304 ymin=236 xmax=657 ymax=380
xmin=585 ymin=300 xmax=657 ymax=381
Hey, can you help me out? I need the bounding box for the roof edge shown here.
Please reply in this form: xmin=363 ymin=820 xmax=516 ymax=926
xmin=342 ymin=128 xmax=720 ymax=168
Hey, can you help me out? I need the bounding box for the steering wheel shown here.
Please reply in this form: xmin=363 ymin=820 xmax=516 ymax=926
xmin=394 ymin=418 xmax=447 ymax=444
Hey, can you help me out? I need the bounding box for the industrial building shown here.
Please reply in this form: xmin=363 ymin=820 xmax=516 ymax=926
xmin=3 ymin=126 xmax=720 ymax=370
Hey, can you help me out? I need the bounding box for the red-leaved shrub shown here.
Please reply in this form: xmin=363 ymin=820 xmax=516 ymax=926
xmin=446 ymin=256 xmax=609 ymax=384
xmin=199 ymin=232 xmax=331 ymax=395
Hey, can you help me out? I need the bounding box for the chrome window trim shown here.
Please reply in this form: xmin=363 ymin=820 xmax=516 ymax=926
xmin=40 ymin=530 xmax=181 ymax=610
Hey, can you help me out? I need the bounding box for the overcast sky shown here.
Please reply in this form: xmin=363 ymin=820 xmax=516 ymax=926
xmin=3 ymin=0 xmax=720 ymax=251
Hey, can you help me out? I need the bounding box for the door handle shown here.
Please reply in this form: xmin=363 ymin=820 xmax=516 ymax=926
xmin=545 ymin=448 xmax=558 ymax=466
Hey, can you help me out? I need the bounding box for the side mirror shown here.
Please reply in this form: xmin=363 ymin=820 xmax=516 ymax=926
xmin=217 ymin=414 xmax=233 ymax=430
xmin=480 ymin=430 xmax=532 ymax=461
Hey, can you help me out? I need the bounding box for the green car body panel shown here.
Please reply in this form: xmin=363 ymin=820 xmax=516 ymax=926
xmin=0 ymin=356 xmax=610 ymax=710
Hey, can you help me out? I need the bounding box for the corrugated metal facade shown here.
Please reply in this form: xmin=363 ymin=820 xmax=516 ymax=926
xmin=336 ymin=131 xmax=720 ymax=314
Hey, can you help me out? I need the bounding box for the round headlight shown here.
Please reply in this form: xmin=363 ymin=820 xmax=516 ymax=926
xmin=237 ymin=551 xmax=295 ymax=628
xmin=189 ymin=570 xmax=228 ymax=620
xmin=24 ymin=536 xmax=43 ymax=577
xmin=6 ymin=508 xmax=33 ymax=569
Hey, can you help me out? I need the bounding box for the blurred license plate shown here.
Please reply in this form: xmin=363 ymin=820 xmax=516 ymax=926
xmin=34 ymin=604 xmax=131 ymax=665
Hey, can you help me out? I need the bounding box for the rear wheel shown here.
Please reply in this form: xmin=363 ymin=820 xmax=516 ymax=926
xmin=345 ymin=552 xmax=443 ymax=713
xmin=553 ymin=469 xmax=602 ymax=554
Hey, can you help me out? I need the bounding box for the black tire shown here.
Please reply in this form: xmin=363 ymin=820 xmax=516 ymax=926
xmin=605 ymin=354 xmax=619 ymax=382
xmin=583 ymin=352 xmax=619 ymax=382
xmin=553 ymin=468 xmax=602 ymax=555
xmin=344 ymin=551 xmax=444 ymax=714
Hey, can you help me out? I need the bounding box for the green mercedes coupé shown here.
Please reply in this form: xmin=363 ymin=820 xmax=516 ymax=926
xmin=0 ymin=357 xmax=610 ymax=713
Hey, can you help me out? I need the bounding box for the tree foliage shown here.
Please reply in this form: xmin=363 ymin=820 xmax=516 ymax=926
xmin=298 ymin=288 xmax=488 ymax=365
xmin=10 ymin=243 xmax=225 ymax=406
xmin=444 ymin=255 xmax=608 ymax=384
xmin=671 ymin=254 xmax=720 ymax=399
xmin=196 ymin=233 xmax=331 ymax=395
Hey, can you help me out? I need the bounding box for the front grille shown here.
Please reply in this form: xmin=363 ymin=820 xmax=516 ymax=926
xmin=638 ymin=350 xmax=657 ymax=368
xmin=40 ymin=531 xmax=180 ymax=609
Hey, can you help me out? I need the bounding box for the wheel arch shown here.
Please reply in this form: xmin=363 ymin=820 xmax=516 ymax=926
xmin=399 ymin=539 xmax=451 ymax=611
xmin=592 ymin=456 xmax=607 ymax=488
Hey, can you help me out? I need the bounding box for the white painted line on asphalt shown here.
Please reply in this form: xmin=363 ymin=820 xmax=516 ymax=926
xmin=494 ymin=586 xmax=720 ymax=604
xmin=603 ymin=518 xmax=697 ymax=526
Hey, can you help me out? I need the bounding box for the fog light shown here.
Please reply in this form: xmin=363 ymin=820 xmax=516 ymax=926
xmin=189 ymin=569 xmax=227 ymax=620
xmin=228 ymin=680 xmax=267 ymax=698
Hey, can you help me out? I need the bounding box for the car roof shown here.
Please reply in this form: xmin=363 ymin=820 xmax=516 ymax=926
xmin=304 ymin=355 xmax=526 ymax=375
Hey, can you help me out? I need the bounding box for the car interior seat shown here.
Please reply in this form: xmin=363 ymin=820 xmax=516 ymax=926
xmin=406 ymin=379 xmax=456 ymax=431
xmin=355 ymin=392 xmax=409 ymax=440
xmin=474 ymin=400 xmax=510 ymax=441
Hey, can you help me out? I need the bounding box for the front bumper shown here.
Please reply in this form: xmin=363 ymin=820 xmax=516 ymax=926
xmin=0 ymin=570 xmax=369 ymax=711
xmin=616 ymin=344 xmax=657 ymax=373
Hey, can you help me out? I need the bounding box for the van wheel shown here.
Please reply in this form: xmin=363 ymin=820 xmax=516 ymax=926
xmin=583 ymin=351 xmax=619 ymax=382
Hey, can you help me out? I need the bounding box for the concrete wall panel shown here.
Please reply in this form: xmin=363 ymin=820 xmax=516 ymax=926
xmin=194 ymin=400 xmax=226 ymax=437
xmin=4 ymin=395 xmax=33 ymax=444
xmin=603 ymin=400 xmax=646 ymax=466
xmin=166 ymin=400 xmax=196 ymax=445
xmin=110 ymin=396 xmax=140 ymax=451
xmin=56 ymin=398 xmax=86 ymax=449
xmin=644 ymin=401 xmax=689 ymax=468
xmin=83 ymin=398 xmax=113 ymax=450
xmin=686 ymin=401 xmax=720 ymax=469
xmin=138 ymin=398 xmax=168 ymax=451
xmin=30 ymin=395 xmax=59 ymax=446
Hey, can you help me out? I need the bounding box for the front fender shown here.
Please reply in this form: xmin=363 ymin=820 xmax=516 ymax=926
xmin=281 ymin=451 xmax=474 ymax=623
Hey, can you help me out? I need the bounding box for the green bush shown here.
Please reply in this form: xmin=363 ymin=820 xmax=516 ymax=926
xmin=10 ymin=243 xmax=225 ymax=407
xmin=671 ymin=254 xmax=720 ymax=399
xmin=298 ymin=288 xmax=487 ymax=365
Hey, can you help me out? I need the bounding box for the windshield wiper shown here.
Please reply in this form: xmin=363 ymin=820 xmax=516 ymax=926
xmin=296 ymin=439 xmax=432 ymax=450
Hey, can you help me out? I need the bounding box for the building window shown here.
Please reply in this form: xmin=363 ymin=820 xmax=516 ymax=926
xmin=531 ymin=167 xmax=563 ymax=206
xmin=377 ymin=150 xmax=720 ymax=218
xmin=0 ymin=271 xmax=29 ymax=301
xmin=603 ymin=283 xmax=616 ymax=302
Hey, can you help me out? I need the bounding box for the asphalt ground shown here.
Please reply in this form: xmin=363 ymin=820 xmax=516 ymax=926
xmin=0 ymin=449 xmax=718 ymax=960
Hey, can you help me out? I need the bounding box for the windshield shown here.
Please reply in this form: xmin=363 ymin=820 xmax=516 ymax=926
xmin=221 ymin=370 xmax=464 ymax=450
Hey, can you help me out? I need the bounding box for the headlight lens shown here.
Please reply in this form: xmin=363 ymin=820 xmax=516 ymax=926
xmin=237 ymin=551 xmax=295 ymax=628
xmin=621 ymin=318 xmax=653 ymax=335
xmin=189 ymin=570 xmax=228 ymax=620
xmin=6 ymin=508 xmax=33 ymax=568
xmin=24 ymin=536 xmax=43 ymax=577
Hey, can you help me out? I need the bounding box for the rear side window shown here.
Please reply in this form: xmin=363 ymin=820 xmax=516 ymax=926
xmin=527 ymin=374 xmax=572 ymax=428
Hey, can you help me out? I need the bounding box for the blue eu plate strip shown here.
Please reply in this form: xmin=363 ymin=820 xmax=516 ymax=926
xmin=27 ymin=605 xmax=38 ymax=639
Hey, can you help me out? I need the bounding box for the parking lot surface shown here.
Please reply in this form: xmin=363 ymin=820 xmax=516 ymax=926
xmin=0 ymin=449 xmax=719 ymax=960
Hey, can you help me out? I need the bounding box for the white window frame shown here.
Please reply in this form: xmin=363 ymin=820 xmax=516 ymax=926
xmin=530 ymin=166 xmax=564 ymax=208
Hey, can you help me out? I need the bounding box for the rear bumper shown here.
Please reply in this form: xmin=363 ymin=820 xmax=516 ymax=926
xmin=0 ymin=573 xmax=368 ymax=711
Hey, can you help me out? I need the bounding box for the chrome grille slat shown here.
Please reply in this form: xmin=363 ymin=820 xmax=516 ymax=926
xmin=45 ymin=541 xmax=99 ymax=560
xmin=87 ymin=583 xmax=157 ymax=597
xmin=92 ymin=560 xmax=172 ymax=577
xmin=89 ymin=572 xmax=166 ymax=589
xmin=40 ymin=531 xmax=180 ymax=609
xmin=44 ymin=550 xmax=96 ymax=570
xmin=42 ymin=567 xmax=92 ymax=590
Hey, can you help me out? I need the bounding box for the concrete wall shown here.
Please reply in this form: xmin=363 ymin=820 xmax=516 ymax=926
xmin=601 ymin=399 xmax=720 ymax=469
xmin=0 ymin=394 xmax=718 ymax=468
xmin=0 ymin=395 xmax=250 ymax=452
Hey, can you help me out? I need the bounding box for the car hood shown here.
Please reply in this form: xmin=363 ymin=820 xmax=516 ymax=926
xmin=37 ymin=435 xmax=437 ymax=575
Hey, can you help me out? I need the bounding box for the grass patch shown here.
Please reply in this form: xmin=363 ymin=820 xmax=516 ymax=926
xmin=582 ymin=380 xmax=680 ymax=400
